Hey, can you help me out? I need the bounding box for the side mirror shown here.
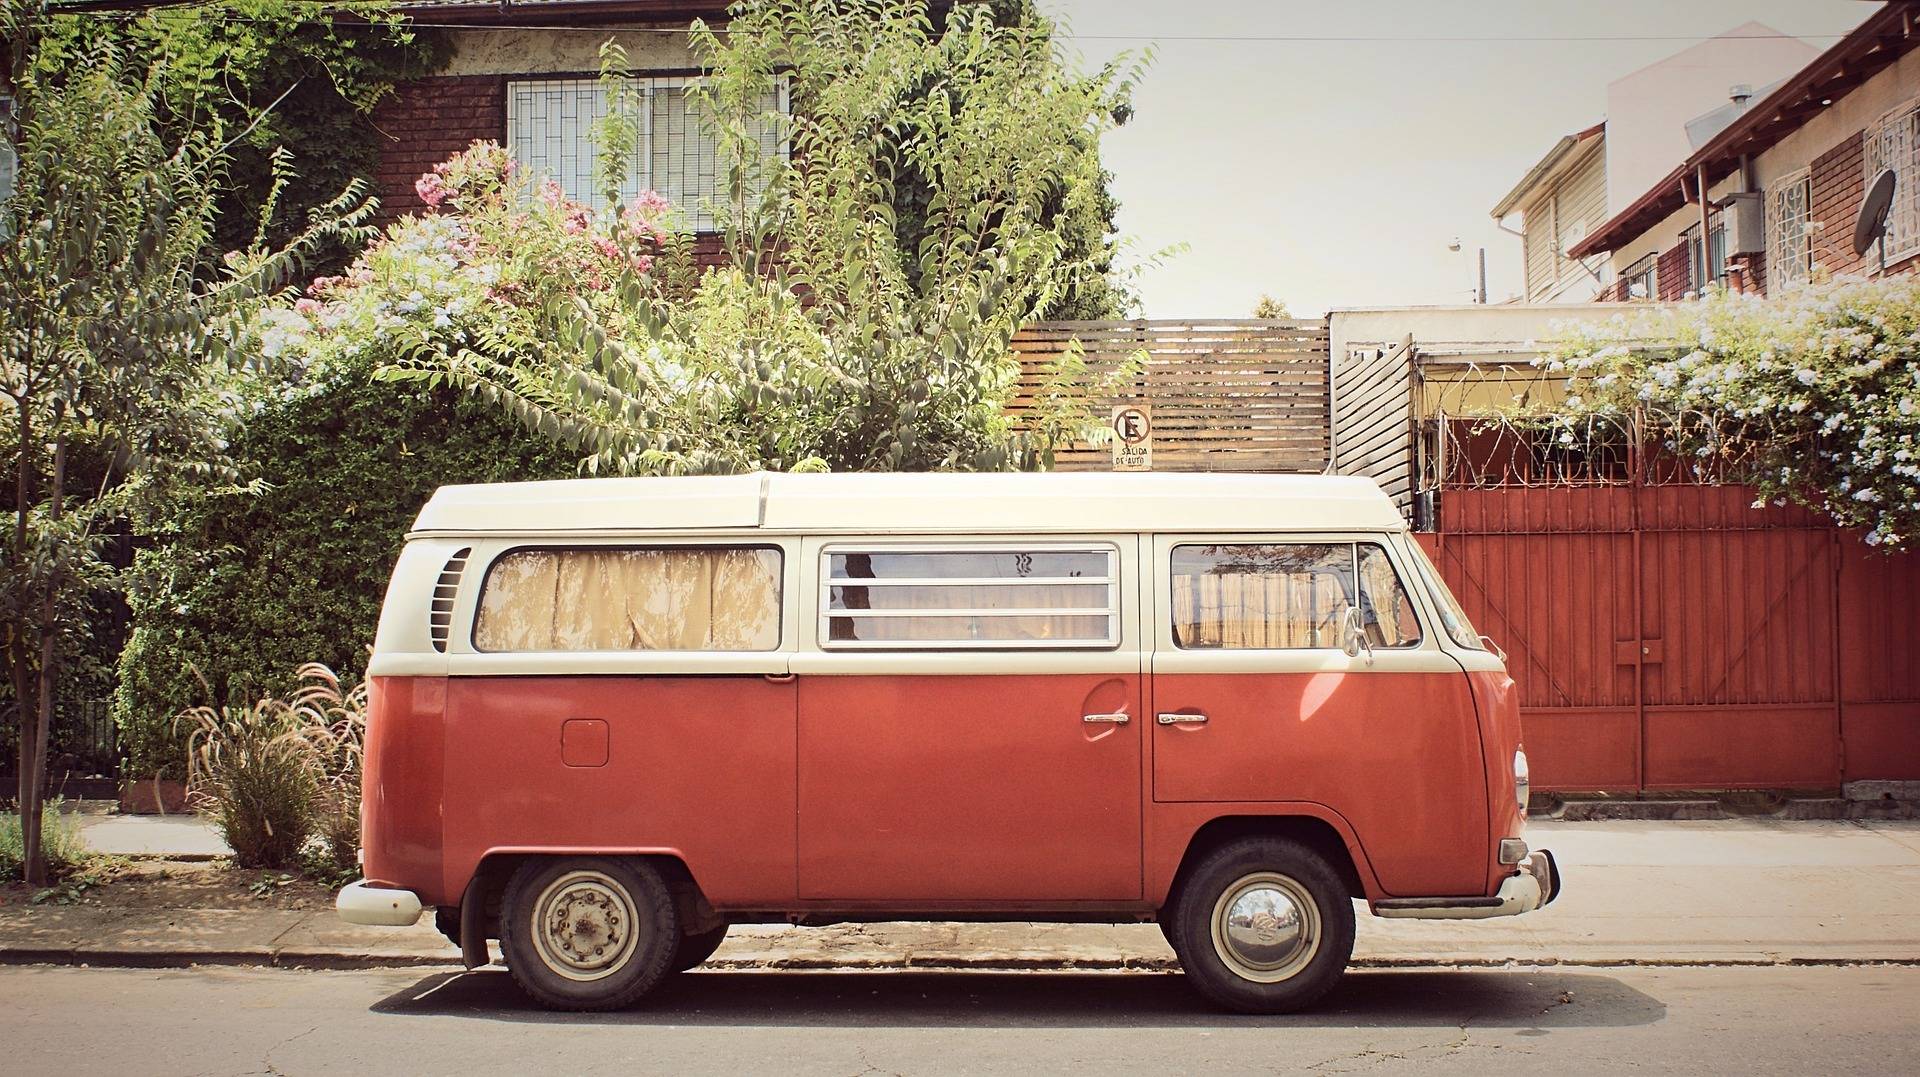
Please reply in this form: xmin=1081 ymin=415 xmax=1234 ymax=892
xmin=1479 ymin=634 xmax=1508 ymax=662
xmin=1341 ymin=605 xmax=1375 ymax=665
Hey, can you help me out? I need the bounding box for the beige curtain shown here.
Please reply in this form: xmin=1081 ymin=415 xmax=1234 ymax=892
xmin=1173 ymin=570 xmax=1345 ymax=649
xmin=474 ymin=548 xmax=781 ymax=652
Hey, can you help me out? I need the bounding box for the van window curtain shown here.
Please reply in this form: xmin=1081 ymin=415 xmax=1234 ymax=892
xmin=474 ymin=547 xmax=782 ymax=652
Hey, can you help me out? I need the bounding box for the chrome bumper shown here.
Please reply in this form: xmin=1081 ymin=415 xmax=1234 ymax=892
xmin=336 ymin=880 xmax=425 ymax=927
xmin=1372 ymin=849 xmax=1562 ymax=920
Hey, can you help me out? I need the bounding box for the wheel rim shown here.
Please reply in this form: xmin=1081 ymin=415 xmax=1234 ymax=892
xmin=529 ymin=870 xmax=642 ymax=982
xmin=1209 ymin=871 xmax=1321 ymax=983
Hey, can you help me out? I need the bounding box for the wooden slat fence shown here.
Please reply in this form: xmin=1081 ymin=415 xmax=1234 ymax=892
xmin=1008 ymin=319 xmax=1331 ymax=472
xmin=1331 ymin=334 xmax=1417 ymax=513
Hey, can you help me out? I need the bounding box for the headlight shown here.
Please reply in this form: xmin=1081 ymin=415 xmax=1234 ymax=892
xmin=1514 ymin=748 xmax=1531 ymax=814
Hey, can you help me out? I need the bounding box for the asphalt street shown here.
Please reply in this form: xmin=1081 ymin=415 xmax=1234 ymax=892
xmin=5 ymin=963 xmax=1917 ymax=1075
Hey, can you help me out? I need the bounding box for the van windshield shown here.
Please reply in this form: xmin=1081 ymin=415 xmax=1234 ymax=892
xmin=1406 ymin=541 xmax=1484 ymax=651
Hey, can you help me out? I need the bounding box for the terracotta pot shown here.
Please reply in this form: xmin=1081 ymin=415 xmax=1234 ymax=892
xmin=117 ymin=777 xmax=190 ymax=815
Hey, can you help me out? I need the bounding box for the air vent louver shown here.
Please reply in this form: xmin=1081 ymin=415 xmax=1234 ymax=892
xmin=429 ymin=548 xmax=472 ymax=653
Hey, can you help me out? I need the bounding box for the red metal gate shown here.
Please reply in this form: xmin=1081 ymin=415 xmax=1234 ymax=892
xmin=1418 ymin=485 xmax=1920 ymax=793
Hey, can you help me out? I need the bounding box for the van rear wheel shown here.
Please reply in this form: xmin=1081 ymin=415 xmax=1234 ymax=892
xmin=1170 ymin=838 xmax=1355 ymax=1014
xmin=498 ymin=857 xmax=679 ymax=1011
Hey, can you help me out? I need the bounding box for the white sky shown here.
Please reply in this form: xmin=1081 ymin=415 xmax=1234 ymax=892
xmin=1039 ymin=0 xmax=1879 ymax=316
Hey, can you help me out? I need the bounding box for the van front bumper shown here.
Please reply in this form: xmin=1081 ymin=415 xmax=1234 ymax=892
xmin=336 ymin=880 xmax=425 ymax=927
xmin=1371 ymin=849 xmax=1561 ymax=920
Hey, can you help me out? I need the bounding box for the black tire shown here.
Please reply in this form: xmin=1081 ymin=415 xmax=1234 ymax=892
xmin=1168 ymin=838 xmax=1356 ymax=1014
xmin=498 ymin=857 xmax=680 ymax=1011
xmin=670 ymin=924 xmax=730 ymax=972
xmin=1156 ymin=916 xmax=1182 ymax=958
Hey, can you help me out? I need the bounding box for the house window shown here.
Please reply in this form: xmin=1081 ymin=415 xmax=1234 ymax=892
xmin=506 ymin=76 xmax=789 ymax=232
xmin=820 ymin=546 xmax=1119 ymax=649
xmin=1686 ymin=215 xmax=1727 ymax=291
xmin=1621 ymin=253 xmax=1658 ymax=300
xmin=1864 ymin=96 xmax=1920 ymax=265
xmin=1766 ymin=168 xmax=1813 ymax=290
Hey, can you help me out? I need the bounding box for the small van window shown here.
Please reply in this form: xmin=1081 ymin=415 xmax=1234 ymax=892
xmin=821 ymin=546 xmax=1118 ymax=649
xmin=473 ymin=546 xmax=782 ymax=652
xmin=1171 ymin=543 xmax=1422 ymax=650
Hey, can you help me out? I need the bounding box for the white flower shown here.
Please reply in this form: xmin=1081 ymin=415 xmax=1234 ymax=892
xmin=1795 ymin=368 xmax=1819 ymax=385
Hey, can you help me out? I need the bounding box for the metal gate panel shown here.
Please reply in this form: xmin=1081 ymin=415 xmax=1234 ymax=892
xmin=1838 ymin=535 xmax=1920 ymax=780
xmin=1419 ymin=490 xmax=1640 ymax=791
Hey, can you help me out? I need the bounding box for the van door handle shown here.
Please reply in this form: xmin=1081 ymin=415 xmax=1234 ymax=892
xmin=763 ymin=673 xmax=796 ymax=683
xmin=1082 ymin=712 xmax=1131 ymax=724
xmin=1157 ymin=711 xmax=1208 ymax=725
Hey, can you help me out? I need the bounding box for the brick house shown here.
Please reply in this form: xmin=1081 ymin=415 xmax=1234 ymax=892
xmin=1489 ymin=23 xmax=1819 ymax=304
xmin=1569 ymin=1 xmax=1920 ymax=299
xmin=374 ymin=1 xmax=759 ymax=262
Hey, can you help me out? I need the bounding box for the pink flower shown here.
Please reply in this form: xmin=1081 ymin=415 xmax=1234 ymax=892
xmin=592 ymin=236 xmax=621 ymax=261
xmin=414 ymin=173 xmax=450 ymax=209
xmin=540 ymin=179 xmax=566 ymax=208
xmin=294 ymin=298 xmax=323 ymax=316
xmin=631 ymin=254 xmax=655 ymax=275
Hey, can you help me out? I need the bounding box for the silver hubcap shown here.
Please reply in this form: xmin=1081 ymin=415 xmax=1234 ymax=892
xmin=1210 ymin=871 xmax=1321 ymax=983
xmin=530 ymin=870 xmax=640 ymax=982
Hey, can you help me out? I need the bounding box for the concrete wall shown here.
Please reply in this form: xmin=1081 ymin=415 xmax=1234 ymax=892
xmin=1328 ymin=303 xmax=1658 ymax=426
xmin=439 ymin=26 xmax=701 ymax=77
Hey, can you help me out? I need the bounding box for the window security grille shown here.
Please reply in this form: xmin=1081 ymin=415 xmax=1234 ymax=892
xmin=505 ymin=76 xmax=788 ymax=233
xmin=1865 ymin=97 xmax=1920 ymax=265
xmin=1766 ymin=168 xmax=1812 ymax=290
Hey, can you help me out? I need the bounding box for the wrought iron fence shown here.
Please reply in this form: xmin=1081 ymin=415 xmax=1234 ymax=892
xmin=0 ymin=699 xmax=119 ymax=782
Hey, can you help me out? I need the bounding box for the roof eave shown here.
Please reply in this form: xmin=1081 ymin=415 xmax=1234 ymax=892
xmin=1573 ymin=1 xmax=1918 ymax=259
xmin=1489 ymin=122 xmax=1605 ymax=220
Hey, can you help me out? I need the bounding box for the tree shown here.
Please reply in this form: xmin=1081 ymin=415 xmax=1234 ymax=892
xmin=38 ymin=1 xmax=446 ymax=264
xmin=1253 ymin=295 xmax=1291 ymax=319
xmin=0 ymin=17 xmax=363 ymax=883
xmin=375 ymin=0 xmax=1146 ymax=475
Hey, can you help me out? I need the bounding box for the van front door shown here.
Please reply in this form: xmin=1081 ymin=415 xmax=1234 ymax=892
xmin=792 ymin=539 xmax=1144 ymax=903
xmin=1148 ymin=535 xmax=1489 ymax=897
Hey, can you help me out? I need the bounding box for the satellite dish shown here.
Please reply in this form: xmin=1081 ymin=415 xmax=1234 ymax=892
xmin=1854 ymin=168 xmax=1897 ymax=258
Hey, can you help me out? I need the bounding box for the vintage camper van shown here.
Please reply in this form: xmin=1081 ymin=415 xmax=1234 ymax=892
xmin=338 ymin=472 xmax=1558 ymax=1013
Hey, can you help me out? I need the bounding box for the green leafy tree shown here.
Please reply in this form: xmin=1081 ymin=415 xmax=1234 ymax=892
xmin=38 ymin=0 xmax=447 ymax=263
xmin=0 ymin=18 xmax=364 ymax=883
xmin=1253 ymin=295 xmax=1291 ymax=319
xmin=376 ymin=0 xmax=1147 ymax=475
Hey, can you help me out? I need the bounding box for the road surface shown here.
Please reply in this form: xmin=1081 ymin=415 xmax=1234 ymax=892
xmin=3 ymin=963 xmax=1915 ymax=1075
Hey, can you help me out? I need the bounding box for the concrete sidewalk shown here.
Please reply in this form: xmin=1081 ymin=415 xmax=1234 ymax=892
xmin=7 ymin=818 xmax=1919 ymax=970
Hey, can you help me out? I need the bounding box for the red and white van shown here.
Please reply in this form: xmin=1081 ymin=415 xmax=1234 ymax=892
xmin=338 ymin=472 xmax=1558 ymax=1013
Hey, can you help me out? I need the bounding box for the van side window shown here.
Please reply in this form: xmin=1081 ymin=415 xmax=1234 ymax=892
xmin=473 ymin=546 xmax=782 ymax=652
xmin=821 ymin=546 xmax=1118 ymax=649
xmin=1171 ymin=543 xmax=1422 ymax=650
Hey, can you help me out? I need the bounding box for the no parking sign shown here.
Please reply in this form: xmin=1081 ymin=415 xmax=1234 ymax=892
xmin=1110 ymin=405 xmax=1152 ymax=471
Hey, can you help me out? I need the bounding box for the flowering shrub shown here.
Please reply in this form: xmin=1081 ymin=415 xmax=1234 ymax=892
xmin=1535 ymin=276 xmax=1920 ymax=549
xmin=261 ymin=141 xmax=680 ymax=382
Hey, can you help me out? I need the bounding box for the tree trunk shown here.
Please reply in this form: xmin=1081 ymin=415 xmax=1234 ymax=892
xmin=20 ymin=423 xmax=63 ymax=887
xmin=11 ymin=401 xmax=35 ymax=868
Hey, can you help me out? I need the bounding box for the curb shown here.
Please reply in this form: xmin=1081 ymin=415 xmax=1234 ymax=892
xmin=6 ymin=948 xmax=1920 ymax=973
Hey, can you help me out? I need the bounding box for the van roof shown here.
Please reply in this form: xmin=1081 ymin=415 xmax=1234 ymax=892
xmin=410 ymin=472 xmax=1407 ymax=536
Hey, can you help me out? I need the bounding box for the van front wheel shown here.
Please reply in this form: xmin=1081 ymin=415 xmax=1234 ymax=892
xmin=1170 ymin=838 xmax=1355 ymax=1013
xmin=499 ymin=857 xmax=680 ymax=1011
